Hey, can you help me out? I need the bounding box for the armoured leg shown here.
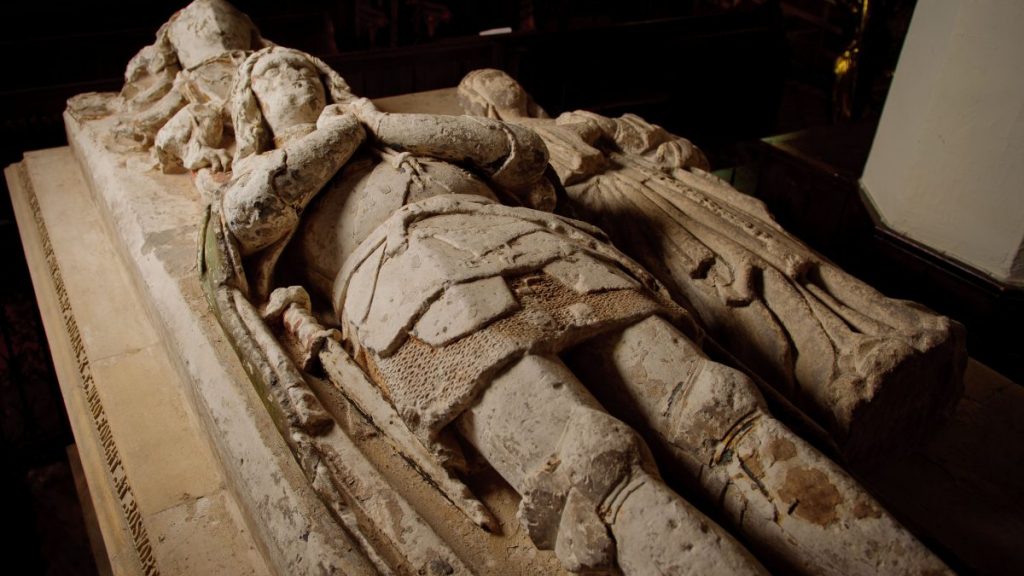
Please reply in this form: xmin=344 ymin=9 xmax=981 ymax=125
xmin=456 ymin=354 xmax=766 ymax=575
xmin=567 ymin=316 xmax=951 ymax=575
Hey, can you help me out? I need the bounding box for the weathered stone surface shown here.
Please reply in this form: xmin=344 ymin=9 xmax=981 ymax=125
xmin=67 ymin=109 xmax=385 ymax=576
xmin=458 ymin=68 xmax=966 ymax=466
xmin=57 ymin=3 xmax=962 ymax=575
xmin=201 ymin=28 xmax=765 ymax=575
xmin=6 ymin=149 xmax=271 ymax=576
xmin=67 ymin=0 xmax=269 ymax=173
xmin=413 ymin=276 xmax=520 ymax=347
xmin=458 ymin=68 xmax=960 ymax=576
xmin=571 ymin=316 xmax=951 ymax=576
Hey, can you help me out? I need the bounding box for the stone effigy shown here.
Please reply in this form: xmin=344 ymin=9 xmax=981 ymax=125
xmin=458 ymin=68 xmax=967 ymax=466
xmin=66 ymin=2 xmax=962 ymax=575
xmin=212 ymin=45 xmax=771 ymax=575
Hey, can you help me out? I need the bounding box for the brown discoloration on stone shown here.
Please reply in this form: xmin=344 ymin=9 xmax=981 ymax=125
xmin=852 ymin=498 xmax=883 ymax=520
xmin=383 ymin=493 xmax=407 ymax=545
xmin=778 ymin=467 xmax=843 ymax=526
xmin=765 ymin=437 xmax=797 ymax=463
xmin=458 ymin=69 xmax=967 ymax=469
xmin=742 ymin=453 xmax=764 ymax=480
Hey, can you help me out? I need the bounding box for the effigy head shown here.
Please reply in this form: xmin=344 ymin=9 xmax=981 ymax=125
xmin=231 ymin=46 xmax=354 ymax=162
xmin=163 ymin=0 xmax=264 ymax=70
xmin=251 ymin=51 xmax=326 ymax=136
xmin=458 ymin=68 xmax=548 ymax=120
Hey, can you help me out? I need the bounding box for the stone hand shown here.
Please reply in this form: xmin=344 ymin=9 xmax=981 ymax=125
xmin=343 ymin=97 xmax=385 ymax=132
xmin=198 ymin=146 xmax=232 ymax=172
xmin=316 ymin=103 xmax=351 ymax=129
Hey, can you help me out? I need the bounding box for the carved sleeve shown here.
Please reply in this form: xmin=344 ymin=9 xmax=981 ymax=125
xmin=222 ymin=111 xmax=365 ymax=255
xmin=351 ymin=101 xmax=550 ymax=198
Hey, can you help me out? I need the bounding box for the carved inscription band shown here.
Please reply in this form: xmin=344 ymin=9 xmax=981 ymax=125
xmin=21 ymin=164 xmax=160 ymax=576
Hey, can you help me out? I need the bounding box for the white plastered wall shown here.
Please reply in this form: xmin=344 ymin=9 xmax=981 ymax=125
xmin=861 ymin=0 xmax=1024 ymax=285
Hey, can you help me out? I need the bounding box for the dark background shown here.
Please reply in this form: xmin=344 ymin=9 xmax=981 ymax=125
xmin=8 ymin=1 xmax=1017 ymax=574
